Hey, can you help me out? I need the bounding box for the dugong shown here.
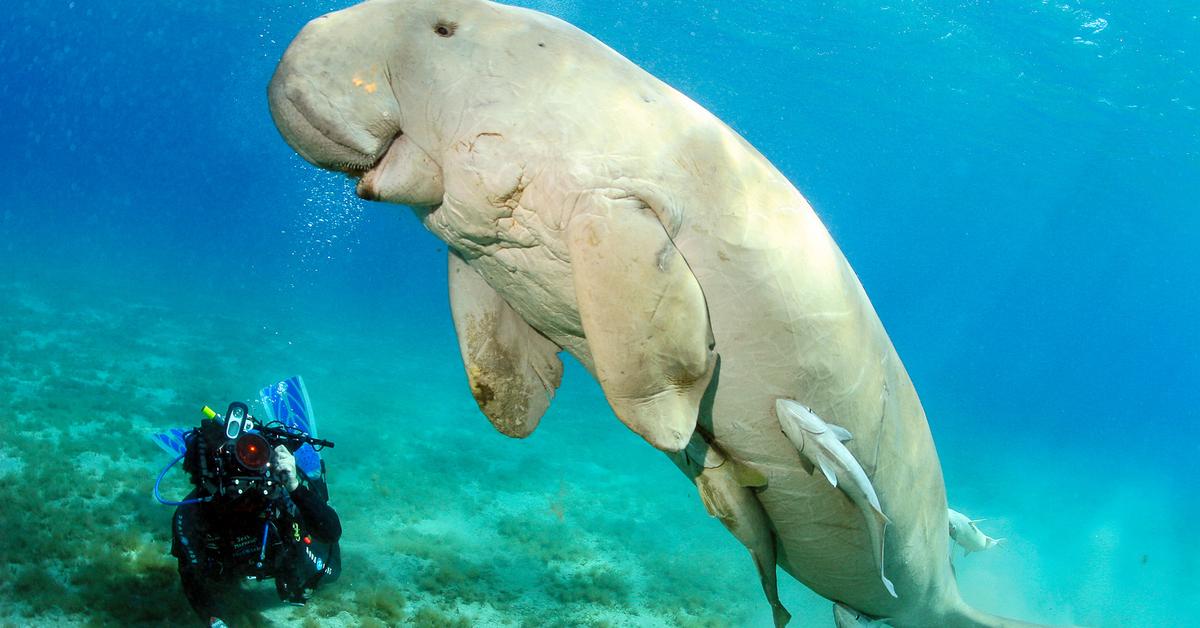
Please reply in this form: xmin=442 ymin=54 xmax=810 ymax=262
xmin=267 ymin=1 xmax=1043 ymax=625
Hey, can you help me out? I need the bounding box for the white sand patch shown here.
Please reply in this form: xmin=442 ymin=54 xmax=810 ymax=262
xmin=14 ymin=291 xmax=53 ymax=315
xmin=71 ymin=449 xmax=149 ymax=489
xmin=67 ymin=420 xmax=105 ymax=440
xmin=13 ymin=329 xmax=65 ymax=351
xmin=133 ymin=384 xmax=179 ymax=407
xmin=17 ymin=423 xmax=64 ymax=446
xmin=0 ymin=446 xmax=25 ymax=478
xmin=0 ymin=608 xmax=88 ymax=627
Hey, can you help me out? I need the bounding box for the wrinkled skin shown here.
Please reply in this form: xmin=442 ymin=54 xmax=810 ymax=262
xmin=268 ymin=1 xmax=1042 ymax=625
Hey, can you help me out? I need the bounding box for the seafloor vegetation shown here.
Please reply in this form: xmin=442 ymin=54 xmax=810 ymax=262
xmin=0 ymin=278 xmax=765 ymax=627
xmin=2 ymin=272 xmax=1184 ymax=627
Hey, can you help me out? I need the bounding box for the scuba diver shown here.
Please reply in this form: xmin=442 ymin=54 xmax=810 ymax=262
xmin=153 ymin=377 xmax=340 ymax=627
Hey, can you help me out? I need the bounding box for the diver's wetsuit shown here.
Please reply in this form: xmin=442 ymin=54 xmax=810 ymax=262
xmin=171 ymin=484 xmax=341 ymax=624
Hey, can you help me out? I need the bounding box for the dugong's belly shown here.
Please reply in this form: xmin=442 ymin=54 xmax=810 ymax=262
xmin=442 ymin=183 xmax=950 ymax=616
xmin=674 ymin=208 xmax=952 ymax=613
xmin=459 ymin=247 xmax=595 ymax=365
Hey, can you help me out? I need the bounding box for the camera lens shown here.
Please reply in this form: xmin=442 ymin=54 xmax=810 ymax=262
xmin=235 ymin=433 xmax=271 ymax=470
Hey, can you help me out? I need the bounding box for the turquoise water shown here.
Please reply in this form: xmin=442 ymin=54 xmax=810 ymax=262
xmin=1 ymin=0 xmax=1196 ymax=626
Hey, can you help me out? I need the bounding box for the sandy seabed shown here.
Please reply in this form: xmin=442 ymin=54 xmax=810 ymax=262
xmin=0 ymin=278 xmax=1192 ymax=627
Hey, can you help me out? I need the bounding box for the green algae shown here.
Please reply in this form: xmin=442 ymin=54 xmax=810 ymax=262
xmin=410 ymin=605 xmax=472 ymax=627
xmin=354 ymin=582 xmax=408 ymax=623
xmin=543 ymin=565 xmax=631 ymax=607
xmin=0 ymin=282 xmax=763 ymax=626
xmin=494 ymin=514 xmax=590 ymax=564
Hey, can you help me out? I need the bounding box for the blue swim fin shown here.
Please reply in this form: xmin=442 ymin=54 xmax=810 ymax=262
xmin=151 ymin=427 xmax=191 ymax=458
xmin=259 ymin=375 xmax=318 ymax=438
xmin=259 ymin=376 xmax=322 ymax=478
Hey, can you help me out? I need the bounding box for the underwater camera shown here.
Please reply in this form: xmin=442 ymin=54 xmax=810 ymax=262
xmin=155 ymin=401 xmax=334 ymax=507
xmin=191 ymin=402 xmax=335 ymax=503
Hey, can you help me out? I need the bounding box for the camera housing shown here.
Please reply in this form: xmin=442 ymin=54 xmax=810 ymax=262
xmin=184 ymin=402 xmax=334 ymax=505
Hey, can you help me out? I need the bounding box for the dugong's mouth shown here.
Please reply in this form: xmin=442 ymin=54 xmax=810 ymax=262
xmin=353 ymin=129 xmax=448 ymax=206
xmin=309 ymin=123 xmax=403 ymax=180
xmin=345 ymin=131 xmax=400 ymax=180
xmin=353 ymin=132 xmax=402 ymax=199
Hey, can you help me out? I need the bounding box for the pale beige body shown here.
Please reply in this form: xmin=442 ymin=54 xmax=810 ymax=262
xmin=268 ymin=1 xmax=1043 ymax=625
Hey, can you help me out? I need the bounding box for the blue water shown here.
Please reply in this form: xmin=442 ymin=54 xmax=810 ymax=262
xmin=1 ymin=1 xmax=1196 ymax=626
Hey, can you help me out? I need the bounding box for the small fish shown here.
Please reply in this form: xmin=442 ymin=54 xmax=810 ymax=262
xmin=947 ymin=508 xmax=1003 ymax=555
xmin=776 ymin=399 xmax=896 ymax=598
xmin=832 ymin=601 xmax=891 ymax=627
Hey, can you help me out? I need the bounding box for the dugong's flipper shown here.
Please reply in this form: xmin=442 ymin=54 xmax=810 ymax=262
xmin=449 ymin=251 xmax=564 ymax=437
xmin=566 ymin=192 xmax=716 ymax=452
xmin=673 ymin=436 xmax=790 ymax=627
xmin=832 ymin=602 xmax=891 ymax=627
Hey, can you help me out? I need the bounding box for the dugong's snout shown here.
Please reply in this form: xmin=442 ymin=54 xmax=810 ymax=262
xmin=267 ymin=9 xmax=404 ymax=176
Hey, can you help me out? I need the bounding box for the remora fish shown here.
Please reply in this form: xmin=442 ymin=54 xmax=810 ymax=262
xmin=776 ymin=399 xmax=896 ymax=598
xmin=948 ymin=508 xmax=1004 ymax=555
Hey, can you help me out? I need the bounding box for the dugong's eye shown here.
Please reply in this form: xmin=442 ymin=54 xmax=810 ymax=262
xmin=434 ymin=21 xmax=457 ymax=37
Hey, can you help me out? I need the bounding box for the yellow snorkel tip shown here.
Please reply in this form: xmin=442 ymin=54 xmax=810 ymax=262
xmin=201 ymin=405 xmax=218 ymax=420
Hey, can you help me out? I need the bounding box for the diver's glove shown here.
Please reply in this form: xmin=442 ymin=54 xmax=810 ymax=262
xmin=209 ymin=618 xmax=228 ymax=628
xmin=272 ymin=445 xmax=301 ymax=492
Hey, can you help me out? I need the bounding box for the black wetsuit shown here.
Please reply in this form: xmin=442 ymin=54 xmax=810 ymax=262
xmin=171 ymin=483 xmax=341 ymax=624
